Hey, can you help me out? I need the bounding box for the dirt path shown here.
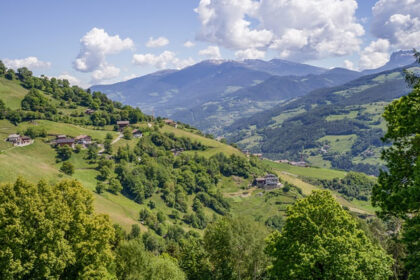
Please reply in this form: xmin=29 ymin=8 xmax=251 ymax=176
xmin=98 ymin=133 xmax=122 ymax=154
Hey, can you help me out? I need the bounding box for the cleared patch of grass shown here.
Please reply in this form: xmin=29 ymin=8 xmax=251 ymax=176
xmin=0 ymin=78 xmax=28 ymax=110
xmin=263 ymin=160 xmax=347 ymax=180
xmin=161 ymin=125 xmax=242 ymax=157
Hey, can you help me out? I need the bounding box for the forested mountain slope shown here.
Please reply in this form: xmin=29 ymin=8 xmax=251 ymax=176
xmin=226 ymin=65 xmax=418 ymax=175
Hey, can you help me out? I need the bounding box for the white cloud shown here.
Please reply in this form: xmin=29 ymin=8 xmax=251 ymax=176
xmin=195 ymin=0 xmax=273 ymax=50
xmin=199 ymin=46 xmax=221 ymax=59
xmin=91 ymin=65 xmax=121 ymax=83
xmin=3 ymin=56 xmax=51 ymax=70
xmin=195 ymin=0 xmax=364 ymax=61
xmin=146 ymin=36 xmax=170 ymax=48
xmin=359 ymin=39 xmax=391 ymax=70
xmin=372 ymin=0 xmax=420 ymax=49
xmin=343 ymin=60 xmax=356 ymax=71
xmin=57 ymin=74 xmax=81 ymax=86
xmin=73 ymin=27 xmax=133 ymax=73
xmin=235 ymin=48 xmax=265 ymax=60
xmin=132 ymin=51 xmax=195 ymax=69
xmin=73 ymin=28 xmax=133 ymax=83
xmin=184 ymin=40 xmax=195 ymax=48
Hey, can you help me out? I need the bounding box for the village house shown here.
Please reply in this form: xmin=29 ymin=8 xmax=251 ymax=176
xmin=55 ymin=138 xmax=75 ymax=148
xmin=7 ymin=134 xmax=33 ymax=146
xmin=75 ymin=135 xmax=92 ymax=146
xmin=117 ymin=121 xmax=130 ymax=131
xmin=164 ymin=119 xmax=177 ymax=128
xmin=255 ymin=174 xmax=282 ymax=190
xmin=132 ymin=129 xmax=143 ymax=138
xmin=56 ymin=134 xmax=67 ymax=140
xmin=7 ymin=134 xmax=20 ymax=143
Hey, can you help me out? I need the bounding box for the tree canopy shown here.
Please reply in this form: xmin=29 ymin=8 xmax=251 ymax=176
xmin=0 ymin=178 xmax=116 ymax=279
xmin=266 ymin=190 xmax=392 ymax=280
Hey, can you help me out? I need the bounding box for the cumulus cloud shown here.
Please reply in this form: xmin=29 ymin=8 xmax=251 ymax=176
xmin=132 ymin=51 xmax=194 ymax=69
xmin=371 ymin=0 xmax=420 ymax=49
xmin=73 ymin=28 xmax=133 ymax=72
xmin=3 ymin=56 xmax=51 ymax=70
xmin=184 ymin=41 xmax=195 ymax=48
xmin=343 ymin=60 xmax=357 ymax=71
xmin=198 ymin=46 xmax=221 ymax=59
xmin=195 ymin=0 xmax=364 ymax=61
xmin=195 ymin=0 xmax=273 ymax=50
xmin=235 ymin=48 xmax=265 ymax=60
xmin=359 ymin=39 xmax=391 ymax=70
xmin=91 ymin=65 xmax=121 ymax=83
xmin=146 ymin=36 xmax=170 ymax=48
xmin=57 ymin=74 xmax=81 ymax=86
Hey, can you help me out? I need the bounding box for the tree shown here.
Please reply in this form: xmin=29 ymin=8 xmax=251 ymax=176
xmin=60 ymin=161 xmax=74 ymax=175
xmin=0 ymin=178 xmax=116 ymax=279
xmin=108 ymin=178 xmax=123 ymax=194
xmin=115 ymin=239 xmax=186 ymax=280
xmin=0 ymin=60 xmax=5 ymax=76
xmin=123 ymin=127 xmax=132 ymax=140
xmin=266 ymin=190 xmax=392 ymax=280
xmin=5 ymin=69 xmax=15 ymax=80
xmin=104 ymin=138 xmax=113 ymax=154
xmin=372 ymin=50 xmax=420 ymax=279
xmin=56 ymin=144 xmax=73 ymax=161
xmin=204 ymin=217 xmax=269 ymax=280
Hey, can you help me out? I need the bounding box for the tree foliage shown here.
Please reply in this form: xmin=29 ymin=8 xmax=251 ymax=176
xmin=372 ymin=50 xmax=420 ymax=279
xmin=0 ymin=178 xmax=116 ymax=279
xmin=266 ymin=190 xmax=392 ymax=280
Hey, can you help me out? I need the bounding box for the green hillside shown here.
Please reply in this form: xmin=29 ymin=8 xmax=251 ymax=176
xmin=227 ymin=66 xmax=418 ymax=175
xmin=0 ymin=71 xmax=378 ymax=236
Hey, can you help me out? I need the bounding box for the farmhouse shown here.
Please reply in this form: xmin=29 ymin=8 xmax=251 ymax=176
xmin=132 ymin=129 xmax=143 ymax=138
xmin=6 ymin=134 xmax=33 ymax=146
xmin=56 ymin=138 xmax=75 ymax=148
xmin=164 ymin=119 xmax=177 ymax=128
xmin=7 ymin=134 xmax=20 ymax=143
xmin=252 ymin=153 xmax=263 ymax=159
xmin=255 ymin=174 xmax=282 ymax=190
xmin=75 ymin=135 xmax=92 ymax=146
xmin=117 ymin=121 xmax=130 ymax=131
xmin=56 ymin=134 xmax=67 ymax=140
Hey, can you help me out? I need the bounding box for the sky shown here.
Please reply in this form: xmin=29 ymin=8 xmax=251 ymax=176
xmin=0 ymin=0 xmax=419 ymax=87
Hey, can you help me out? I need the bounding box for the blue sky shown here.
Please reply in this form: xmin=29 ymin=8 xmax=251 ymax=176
xmin=0 ymin=0 xmax=418 ymax=87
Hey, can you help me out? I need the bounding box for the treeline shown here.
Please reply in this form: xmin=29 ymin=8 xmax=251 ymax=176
xmin=301 ymin=171 xmax=376 ymax=201
xmin=0 ymin=60 xmax=150 ymax=126
xmin=0 ymin=178 xmax=394 ymax=280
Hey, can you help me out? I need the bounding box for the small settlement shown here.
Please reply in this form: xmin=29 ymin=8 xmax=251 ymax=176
xmin=164 ymin=119 xmax=178 ymax=128
xmin=52 ymin=134 xmax=93 ymax=149
xmin=254 ymin=174 xmax=283 ymax=190
xmin=6 ymin=134 xmax=33 ymax=147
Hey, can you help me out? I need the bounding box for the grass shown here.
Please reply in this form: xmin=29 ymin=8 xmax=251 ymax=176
xmin=16 ymin=120 xmax=118 ymax=141
xmin=0 ymin=78 xmax=28 ymax=110
xmin=262 ymin=160 xmax=347 ymax=180
xmin=161 ymin=125 xmax=242 ymax=157
xmin=318 ymin=134 xmax=357 ymax=153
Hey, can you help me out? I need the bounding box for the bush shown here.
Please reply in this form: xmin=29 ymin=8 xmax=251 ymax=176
xmin=60 ymin=161 xmax=74 ymax=175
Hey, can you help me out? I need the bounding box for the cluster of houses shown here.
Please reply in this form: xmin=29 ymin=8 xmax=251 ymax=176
xmin=53 ymin=134 xmax=92 ymax=148
xmin=254 ymin=174 xmax=283 ymax=190
xmin=6 ymin=134 xmax=33 ymax=147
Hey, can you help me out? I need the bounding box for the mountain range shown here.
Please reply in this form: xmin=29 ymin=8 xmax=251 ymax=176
xmin=91 ymin=50 xmax=417 ymax=173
